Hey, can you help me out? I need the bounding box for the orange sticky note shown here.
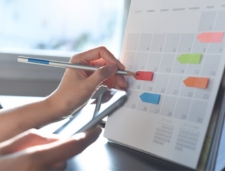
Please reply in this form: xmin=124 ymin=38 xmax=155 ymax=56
xmin=183 ymin=77 xmax=209 ymax=89
xmin=197 ymin=32 xmax=224 ymax=43
xmin=134 ymin=71 xmax=154 ymax=81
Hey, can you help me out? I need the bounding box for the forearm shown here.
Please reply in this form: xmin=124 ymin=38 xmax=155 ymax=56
xmin=0 ymin=47 xmax=126 ymax=143
xmin=0 ymin=97 xmax=68 ymax=142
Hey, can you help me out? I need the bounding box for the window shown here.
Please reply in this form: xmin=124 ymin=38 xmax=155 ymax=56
xmin=0 ymin=0 xmax=131 ymax=96
xmin=0 ymin=0 xmax=126 ymax=57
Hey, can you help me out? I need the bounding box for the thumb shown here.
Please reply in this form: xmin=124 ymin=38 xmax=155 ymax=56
xmin=87 ymin=63 xmax=118 ymax=88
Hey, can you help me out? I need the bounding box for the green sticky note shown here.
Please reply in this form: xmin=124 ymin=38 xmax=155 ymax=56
xmin=177 ymin=54 xmax=202 ymax=64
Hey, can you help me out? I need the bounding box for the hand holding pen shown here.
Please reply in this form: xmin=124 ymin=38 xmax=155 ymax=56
xmin=0 ymin=47 xmax=127 ymax=170
xmin=18 ymin=47 xmax=129 ymax=91
xmin=18 ymin=57 xmax=136 ymax=76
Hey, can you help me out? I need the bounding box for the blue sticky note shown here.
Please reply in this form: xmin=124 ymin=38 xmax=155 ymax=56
xmin=140 ymin=93 xmax=161 ymax=104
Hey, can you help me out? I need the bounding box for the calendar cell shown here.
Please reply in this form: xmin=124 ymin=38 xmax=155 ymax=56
xmin=174 ymin=98 xmax=191 ymax=120
xmin=198 ymin=11 xmax=217 ymax=31
xmin=172 ymin=55 xmax=187 ymax=74
xmin=150 ymin=34 xmax=166 ymax=52
xmin=159 ymin=54 xmax=175 ymax=73
xmin=186 ymin=65 xmax=201 ymax=76
xmin=137 ymin=94 xmax=150 ymax=112
xmin=180 ymin=84 xmax=195 ymax=98
xmin=154 ymin=74 xmax=170 ymax=94
xmin=149 ymin=95 xmax=164 ymax=114
xmin=192 ymin=38 xmax=208 ymax=53
xmin=122 ymin=51 xmax=136 ymax=70
xmin=201 ymin=55 xmax=221 ymax=76
xmin=138 ymin=34 xmax=152 ymax=52
xmin=146 ymin=53 xmax=162 ymax=72
xmin=128 ymin=77 xmax=143 ymax=91
xmin=161 ymin=96 xmax=177 ymax=117
xmin=178 ymin=34 xmax=195 ymax=53
xmin=126 ymin=33 xmax=140 ymax=51
xmin=195 ymin=79 xmax=213 ymax=100
xmin=164 ymin=34 xmax=180 ymax=53
xmin=207 ymin=35 xmax=225 ymax=54
xmin=214 ymin=10 xmax=225 ymax=31
xmin=188 ymin=100 xmax=208 ymax=123
xmin=186 ymin=56 xmax=203 ymax=76
xmin=141 ymin=72 xmax=157 ymax=92
xmin=124 ymin=90 xmax=140 ymax=109
xmin=137 ymin=92 xmax=160 ymax=112
xmin=166 ymin=75 xmax=183 ymax=95
xmin=134 ymin=52 xmax=149 ymax=71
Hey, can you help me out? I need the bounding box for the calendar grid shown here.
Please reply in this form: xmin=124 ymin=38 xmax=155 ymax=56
xmin=122 ymin=9 xmax=225 ymax=122
xmin=105 ymin=2 xmax=225 ymax=168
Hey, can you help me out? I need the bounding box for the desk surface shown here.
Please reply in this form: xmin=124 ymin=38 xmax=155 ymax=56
xmin=66 ymin=131 xmax=189 ymax=171
xmin=0 ymin=95 xmax=224 ymax=171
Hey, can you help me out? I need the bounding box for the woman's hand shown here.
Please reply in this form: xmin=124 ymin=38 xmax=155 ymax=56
xmin=48 ymin=47 xmax=127 ymax=116
xmin=0 ymin=128 xmax=101 ymax=170
xmin=0 ymin=47 xmax=126 ymax=142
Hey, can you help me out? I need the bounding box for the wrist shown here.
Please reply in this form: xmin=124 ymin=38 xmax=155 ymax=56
xmin=44 ymin=95 xmax=69 ymax=119
xmin=45 ymin=92 xmax=79 ymax=119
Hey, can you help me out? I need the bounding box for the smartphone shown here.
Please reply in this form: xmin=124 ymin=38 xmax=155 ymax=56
xmin=54 ymin=89 xmax=127 ymax=138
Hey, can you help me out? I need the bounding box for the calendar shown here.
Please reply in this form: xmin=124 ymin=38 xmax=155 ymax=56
xmin=104 ymin=0 xmax=225 ymax=169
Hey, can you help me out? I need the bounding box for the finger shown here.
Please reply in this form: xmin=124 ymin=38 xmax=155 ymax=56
xmin=0 ymin=129 xmax=59 ymax=155
xmin=115 ymin=75 xmax=127 ymax=88
xmin=115 ymin=85 xmax=125 ymax=90
xmin=70 ymin=47 xmax=125 ymax=70
xmin=91 ymin=59 xmax=107 ymax=66
xmin=50 ymin=161 xmax=67 ymax=171
xmin=102 ymin=79 xmax=114 ymax=89
xmin=103 ymin=75 xmax=127 ymax=89
xmin=85 ymin=64 xmax=118 ymax=89
xmin=29 ymin=127 xmax=102 ymax=165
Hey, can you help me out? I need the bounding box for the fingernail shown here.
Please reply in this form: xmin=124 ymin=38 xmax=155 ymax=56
xmin=116 ymin=59 xmax=125 ymax=69
xmin=107 ymin=64 xmax=118 ymax=74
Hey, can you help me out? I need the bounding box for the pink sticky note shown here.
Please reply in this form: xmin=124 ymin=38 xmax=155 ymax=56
xmin=197 ymin=32 xmax=224 ymax=43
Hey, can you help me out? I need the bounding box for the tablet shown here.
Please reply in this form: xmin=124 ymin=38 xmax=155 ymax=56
xmin=54 ymin=89 xmax=127 ymax=138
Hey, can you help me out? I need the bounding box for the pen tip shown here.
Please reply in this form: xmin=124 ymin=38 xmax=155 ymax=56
xmin=127 ymin=71 xmax=137 ymax=76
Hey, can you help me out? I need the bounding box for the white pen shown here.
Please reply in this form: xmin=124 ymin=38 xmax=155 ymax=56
xmin=18 ymin=56 xmax=136 ymax=76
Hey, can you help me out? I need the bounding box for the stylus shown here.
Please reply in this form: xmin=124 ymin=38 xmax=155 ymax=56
xmin=18 ymin=56 xmax=136 ymax=76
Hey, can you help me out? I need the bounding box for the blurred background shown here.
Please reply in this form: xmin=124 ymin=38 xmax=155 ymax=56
xmin=0 ymin=0 xmax=131 ymax=57
xmin=0 ymin=0 xmax=131 ymax=96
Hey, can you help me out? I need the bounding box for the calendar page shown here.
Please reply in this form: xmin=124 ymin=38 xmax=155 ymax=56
xmin=104 ymin=0 xmax=225 ymax=169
